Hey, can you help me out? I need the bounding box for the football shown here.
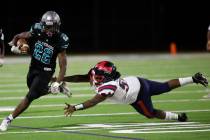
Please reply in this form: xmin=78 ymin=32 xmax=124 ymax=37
xmin=17 ymin=38 xmax=29 ymax=54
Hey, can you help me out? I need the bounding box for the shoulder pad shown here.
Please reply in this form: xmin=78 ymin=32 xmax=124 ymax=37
xmin=59 ymin=33 xmax=69 ymax=49
xmin=30 ymin=23 xmax=42 ymax=33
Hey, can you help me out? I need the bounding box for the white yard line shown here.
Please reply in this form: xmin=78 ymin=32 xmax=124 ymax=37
xmin=0 ymin=88 xmax=209 ymax=99
xmin=0 ymin=94 xmax=93 ymax=101
xmin=0 ymin=95 xmax=209 ymax=102
xmin=1 ymin=109 xmax=210 ymax=120
xmin=111 ymin=129 xmax=210 ymax=134
xmin=0 ymin=112 xmax=137 ymax=120
xmin=0 ymin=130 xmax=54 ymax=135
xmin=0 ymin=87 xmax=92 ymax=92
xmin=0 ymin=98 xmax=210 ymax=113
xmin=0 ymin=88 xmax=199 ymax=93
xmin=1 ymin=122 xmax=210 ymax=135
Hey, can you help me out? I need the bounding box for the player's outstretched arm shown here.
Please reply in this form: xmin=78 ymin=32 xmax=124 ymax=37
xmin=51 ymin=74 xmax=89 ymax=83
xmin=64 ymin=94 xmax=106 ymax=117
xmin=63 ymin=74 xmax=89 ymax=82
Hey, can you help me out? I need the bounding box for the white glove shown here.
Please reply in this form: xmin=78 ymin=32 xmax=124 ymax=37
xmin=11 ymin=45 xmax=21 ymax=54
xmin=50 ymin=82 xmax=61 ymax=94
xmin=8 ymin=41 xmax=14 ymax=46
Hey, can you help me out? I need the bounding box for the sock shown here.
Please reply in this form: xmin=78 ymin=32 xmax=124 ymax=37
xmin=7 ymin=114 xmax=14 ymax=121
xmin=165 ymin=112 xmax=178 ymax=120
xmin=178 ymin=77 xmax=193 ymax=86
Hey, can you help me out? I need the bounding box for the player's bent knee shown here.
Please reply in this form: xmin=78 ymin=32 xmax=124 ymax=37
xmin=26 ymin=92 xmax=41 ymax=102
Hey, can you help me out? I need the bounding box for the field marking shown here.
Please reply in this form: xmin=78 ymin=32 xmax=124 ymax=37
xmin=63 ymin=122 xmax=198 ymax=129
xmin=0 ymin=87 xmax=92 ymax=93
xmin=1 ymin=109 xmax=210 ymax=120
xmin=106 ymin=122 xmax=210 ymax=134
xmin=111 ymin=129 xmax=210 ymax=134
xmin=1 ymin=125 xmax=144 ymax=140
xmin=0 ymin=97 xmax=210 ymax=112
xmin=0 ymin=130 xmax=53 ymax=135
xmin=0 ymin=98 xmax=210 ymax=112
xmin=63 ymin=122 xmax=210 ymax=134
xmin=0 ymin=83 xmax=203 ymax=89
xmin=0 ymin=91 xmax=208 ymax=102
xmin=0 ymin=94 xmax=93 ymax=101
xmin=1 ymin=122 xmax=210 ymax=137
xmin=0 ymin=112 xmax=137 ymax=120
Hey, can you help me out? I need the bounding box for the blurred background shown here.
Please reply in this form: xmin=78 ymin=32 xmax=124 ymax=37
xmin=0 ymin=0 xmax=209 ymax=54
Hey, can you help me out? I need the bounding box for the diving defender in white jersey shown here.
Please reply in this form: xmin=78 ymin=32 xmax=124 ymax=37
xmin=63 ymin=61 xmax=208 ymax=122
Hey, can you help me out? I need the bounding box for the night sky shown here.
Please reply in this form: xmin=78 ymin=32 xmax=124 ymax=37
xmin=1 ymin=0 xmax=210 ymax=54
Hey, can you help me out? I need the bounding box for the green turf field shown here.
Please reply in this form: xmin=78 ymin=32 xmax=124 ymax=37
xmin=0 ymin=53 xmax=210 ymax=140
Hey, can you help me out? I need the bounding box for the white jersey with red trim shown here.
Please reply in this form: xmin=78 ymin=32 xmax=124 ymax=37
xmin=95 ymin=76 xmax=141 ymax=104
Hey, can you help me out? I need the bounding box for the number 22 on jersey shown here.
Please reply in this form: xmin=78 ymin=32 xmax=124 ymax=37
xmin=33 ymin=42 xmax=53 ymax=64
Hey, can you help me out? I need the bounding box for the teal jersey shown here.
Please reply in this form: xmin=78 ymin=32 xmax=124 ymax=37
xmin=28 ymin=23 xmax=69 ymax=71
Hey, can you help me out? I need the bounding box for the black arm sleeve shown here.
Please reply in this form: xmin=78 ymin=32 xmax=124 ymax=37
xmin=63 ymin=74 xmax=89 ymax=82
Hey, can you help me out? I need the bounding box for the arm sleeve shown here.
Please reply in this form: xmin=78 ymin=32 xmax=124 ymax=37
xmin=29 ymin=23 xmax=42 ymax=36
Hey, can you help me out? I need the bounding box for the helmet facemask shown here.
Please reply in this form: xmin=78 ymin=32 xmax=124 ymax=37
xmin=90 ymin=69 xmax=105 ymax=87
xmin=89 ymin=61 xmax=118 ymax=87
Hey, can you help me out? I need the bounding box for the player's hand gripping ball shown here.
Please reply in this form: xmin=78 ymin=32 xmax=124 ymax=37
xmin=17 ymin=39 xmax=29 ymax=54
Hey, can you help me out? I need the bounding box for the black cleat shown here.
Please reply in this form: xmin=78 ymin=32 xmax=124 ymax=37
xmin=178 ymin=113 xmax=188 ymax=122
xmin=192 ymin=72 xmax=208 ymax=87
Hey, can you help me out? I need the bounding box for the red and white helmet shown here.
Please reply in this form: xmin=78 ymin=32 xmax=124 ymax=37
xmin=89 ymin=61 xmax=120 ymax=87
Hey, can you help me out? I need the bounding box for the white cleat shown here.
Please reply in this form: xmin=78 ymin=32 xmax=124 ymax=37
xmin=203 ymin=93 xmax=210 ymax=99
xmin=0 ymin=59 xmax=4 ymax=67
xmin=0 ymin=117 xmax=11 ymax=131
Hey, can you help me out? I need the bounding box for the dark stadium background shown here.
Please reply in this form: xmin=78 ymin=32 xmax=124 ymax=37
xmin=0 ymin=0 xmax=209 ymax=54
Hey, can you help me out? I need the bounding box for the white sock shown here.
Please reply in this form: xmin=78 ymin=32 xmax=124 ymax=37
xmin=7 ymin=114 xmax=14 ymax=121
xmin=165 ymin=112 xmax=178 ymax=120
xmin=179 ymin=77 xmax=193 ymax=86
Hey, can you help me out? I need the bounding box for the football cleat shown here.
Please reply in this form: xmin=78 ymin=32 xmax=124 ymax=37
xmin=178 ymin=113 xmax=188 ymax=122
xmin=59 ymin=82 xmax=72 ymax=98
xmin=203 ymin=93 xmax=210 ymax=99
xmin=0 ymin=117 xmax=12 ymax=131
xmin=0 ymin=59 xmax=4 ymax=67
xmin=192 ymin=72 xmax=208 ymax=87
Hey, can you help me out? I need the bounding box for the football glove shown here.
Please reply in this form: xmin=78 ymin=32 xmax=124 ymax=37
xmin=9 ymin=41 xmax=21 ymax=54
xmin=50 ymin=82 xmax=61 ymax=94
xmin=10 ymin=45 xmax=21 ymax=54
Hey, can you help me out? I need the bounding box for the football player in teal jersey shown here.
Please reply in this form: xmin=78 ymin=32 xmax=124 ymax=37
xmin=0 ymin=11 xmax=70 ymax=131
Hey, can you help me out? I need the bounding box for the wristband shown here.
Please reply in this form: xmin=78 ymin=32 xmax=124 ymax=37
xmin=74 ymin=104 xmax=84 ymax=111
